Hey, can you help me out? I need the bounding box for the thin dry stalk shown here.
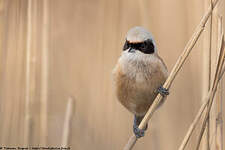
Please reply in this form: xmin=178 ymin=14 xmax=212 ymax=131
xmin=178 ymin=92 xmax=210 ymax=150
xmin=61 ymin=97 xmax=75 ymax=147
xmin=215 ymin=15 xmax=223 ymax=150
xmin=24 ymin=0 xmax=33 ymax=145
xmin=216 ymin=83 xmax=223 ymax=150
xmin=40 ymin=0 xmax=49 ymax=146
xmin=202 ymin=1 xmax=213 ymax=149
xmin=202 ymin=0 xmax=213 ymax=150
xmin=178 ymin=31 xmax=224 ymax=150
xmin=123 ymin=0 xmax=219 ymax=149
xmin=195 ymin=33 xmax=225 ymax=150
xmin=220 ymin=64 xmax=225 ymax=80
xmin=178 ymin=58 xmax=225 ymax=150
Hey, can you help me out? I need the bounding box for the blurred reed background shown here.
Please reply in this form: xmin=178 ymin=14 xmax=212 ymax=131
xmin=0 ymin=0 xmax=224 ymax=150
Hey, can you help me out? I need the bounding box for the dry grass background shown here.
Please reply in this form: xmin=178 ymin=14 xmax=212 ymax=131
xmin=0 ymin=0 xmax=224 ymax=150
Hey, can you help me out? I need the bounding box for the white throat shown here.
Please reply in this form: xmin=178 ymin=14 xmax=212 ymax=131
xmin=118 ymin=50 xmax=158 ymax=78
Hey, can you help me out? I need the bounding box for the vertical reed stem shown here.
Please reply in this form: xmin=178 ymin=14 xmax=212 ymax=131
xmin=40 ymin=0 xmax=49 ymax=146
xmin=215 ymin=15 xmax=223 ymax=150
xmin=61 ymin=97 xmax=74 ymax=147
xmin=202 ymin=1 xmax=212 ymax=149
xmin=195 ymin=31 xmax=224 ymax=150
xmin=24 ymin=0 xmax=32 ymax=146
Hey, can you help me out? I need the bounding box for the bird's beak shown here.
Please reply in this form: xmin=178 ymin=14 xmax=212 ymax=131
xmin=128 ymin=48 xmax=135 ymax=53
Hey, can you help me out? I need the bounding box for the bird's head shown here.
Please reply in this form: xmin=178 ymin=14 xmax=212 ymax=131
xmin=123 ymin=26 xmax=156 ymax=54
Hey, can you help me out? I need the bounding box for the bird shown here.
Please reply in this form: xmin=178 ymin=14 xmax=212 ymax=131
xmin=112 ymin=26 xmax=169 ymax=138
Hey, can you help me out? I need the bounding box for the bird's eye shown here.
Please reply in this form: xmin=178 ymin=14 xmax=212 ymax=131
xmin=147 ymin=41 xmax=155 ymax=51
xmin=140 ymin=42 xmax=147 ymax=50
xmin=139 ymin=40 xmax=155 ymax=54
xmin=123 ymin=40 xmax=129 ymax=51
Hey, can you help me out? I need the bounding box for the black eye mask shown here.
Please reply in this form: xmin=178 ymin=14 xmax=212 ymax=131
xmin=123 ymin=39 xmax=155 ymax=54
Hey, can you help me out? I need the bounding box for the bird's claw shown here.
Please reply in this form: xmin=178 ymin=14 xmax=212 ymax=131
xmin=158 ymin=86 xmax=169 ymax=97
xmin=133 ymin=125 xmax=145 ymax=138
xmin=133 ymin=115 xmax=148 ymax=138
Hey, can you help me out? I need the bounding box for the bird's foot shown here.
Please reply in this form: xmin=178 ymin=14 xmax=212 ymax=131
xmin=158 ymin=85 xmax=169 ymax=97
xmin=133 ymin=115 xmax=148 ymax=138
xmin=133 ymin=125 xmax=146 ymax=138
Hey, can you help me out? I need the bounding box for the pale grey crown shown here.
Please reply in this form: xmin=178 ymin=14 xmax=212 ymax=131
xmin=126 ymin=26 xmax=157 ymax=52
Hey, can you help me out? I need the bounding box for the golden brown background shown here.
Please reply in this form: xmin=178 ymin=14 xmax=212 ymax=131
xmin=0 ymin=0 xmax=225 ymax=150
